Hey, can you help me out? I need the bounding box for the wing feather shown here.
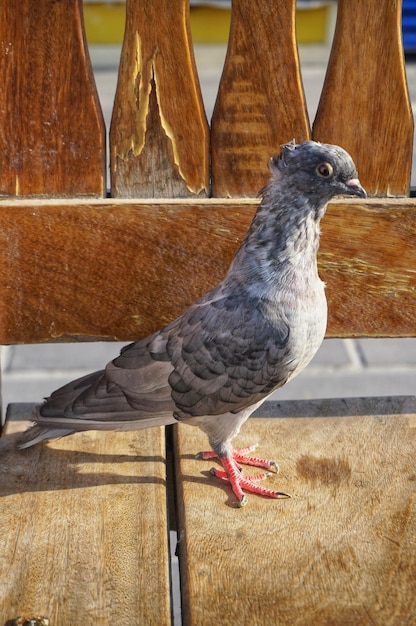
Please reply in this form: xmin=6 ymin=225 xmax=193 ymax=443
xmin=33 ymin=285 xmax=293 ymax=433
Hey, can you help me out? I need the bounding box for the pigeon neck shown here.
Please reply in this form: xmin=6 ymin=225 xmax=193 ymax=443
xmin=230 ymin=194 xmax=327 ymax=284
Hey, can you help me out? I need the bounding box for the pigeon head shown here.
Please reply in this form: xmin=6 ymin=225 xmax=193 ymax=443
xmin=270 ymin=140 xmax=366 ymax=202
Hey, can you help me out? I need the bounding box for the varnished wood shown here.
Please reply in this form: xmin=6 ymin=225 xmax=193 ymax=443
xmin=174 ymin=397 xmax=416 ymax=625
xmin=0 ymin=198 xmax=413 ymax=344
xmin=313 ymin=0 xmax=414 ymax=196
xmin=210 ymin=0 xmax=310 ymax=197
xmin=0 ymin=0 xmax=106 ymax=197
xmin=110 ymin=0 xmax=209 ymax=198
xmin=0 ymin=405 xmax=171 ymax=626
xmin=321 ymin=200 xmax=416 ymax=337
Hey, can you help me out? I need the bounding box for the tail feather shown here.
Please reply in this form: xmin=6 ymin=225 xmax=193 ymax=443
xmin=14 ymin=346 xmax=178 ymax=449
xmin=14 ymin=365 xmax=177 ymax=448
xmin=16 ymin=423 xmax=74 ymax=449
xmin=16 ymin=415 xmax=177 ymax=449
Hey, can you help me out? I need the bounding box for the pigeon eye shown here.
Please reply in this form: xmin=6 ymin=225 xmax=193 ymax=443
xmin=316 ymin=162 xmax=333 ymax=178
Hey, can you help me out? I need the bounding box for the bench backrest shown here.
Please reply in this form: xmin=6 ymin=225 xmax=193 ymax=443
xmin=0 ymin=0 xmax=414 ymax=349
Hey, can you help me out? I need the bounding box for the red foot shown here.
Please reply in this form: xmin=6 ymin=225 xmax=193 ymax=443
xmin=197 ymin=446 xmax=290 ymax=506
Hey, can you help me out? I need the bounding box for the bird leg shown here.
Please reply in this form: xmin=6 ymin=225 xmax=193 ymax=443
xmin=197 ymin=446 xmax=290 ymax=506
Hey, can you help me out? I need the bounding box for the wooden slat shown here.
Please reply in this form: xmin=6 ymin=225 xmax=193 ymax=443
xmin=313 ymin=0 xmax=413 ymax=196
xmin=210 ymin=0 xmax=310 ymax=197
xmin=0 ymin=404 xmax=171 ymax=626
xmin=0 ymin=0 xmax=106 ymax=197
xmin=321 ymin=199 xmax=416 ymax=337
xmin=0 ymin=198 xmax=414 ymax=344
xmin=110 ymin=0 xmax=209 ymax=198
xmin=174 ymin=397 xmax=416 ymax=625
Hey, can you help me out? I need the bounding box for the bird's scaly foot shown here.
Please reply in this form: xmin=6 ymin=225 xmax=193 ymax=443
xmin=197 ymin=446 xmax=290 ymax=506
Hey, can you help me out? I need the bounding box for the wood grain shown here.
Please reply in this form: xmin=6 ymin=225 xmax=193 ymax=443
xmin=321 ymin=199 xmax=416 ymax=337
xmin=110 ymin=0 xmax=209 ymax=198
xmin=0 ymin=198 xmax=413 ymax=344
xmin=0 ymin=0 xmax=106 ymax=197
xmin=313 ymin=0 xmax=414 ymax=196
xmin=174 ymin=397 xmax=416 ymax=626
xmin=210 ymin=0 xmax=310 ymax=197
xmin=0 ymin=405 xmax=170 ymax=626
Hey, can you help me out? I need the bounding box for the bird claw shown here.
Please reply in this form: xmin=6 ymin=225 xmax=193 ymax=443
xmin=203 ymin=452 xmax=290 ymax=505
xmin=268 ymin=460 xmax=279 ymax=473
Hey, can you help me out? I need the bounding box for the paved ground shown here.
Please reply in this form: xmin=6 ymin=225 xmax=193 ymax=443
xmin=1 ymin=44 xmax=415 ymax=415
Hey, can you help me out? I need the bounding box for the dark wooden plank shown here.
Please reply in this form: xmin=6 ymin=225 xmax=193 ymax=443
xmin=313 ymin=0 xmax=413 ymax=196
xmin=0 ymin=198 xmax=414 ymax=344
xmin=0 ymin=0 xmax=106 ymax=197
xmin=110 ymin=0 xmax=209 ymax=198
xmin=0 ymin=404 xmax=171 ymax=626
xmin=174 ymin=397 xmax=416 ymax=625
xmin=210 ymin=0 xmax=310 ymax=197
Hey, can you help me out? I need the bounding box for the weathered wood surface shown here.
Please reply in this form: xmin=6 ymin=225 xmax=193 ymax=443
xmin=0 ymin=0 xmax=105 ymax=197
xmin=0 ymin=198 xmax=414 ymax=344
xmin=175 ymin=397 xmax=416 ymax=626
xmin=211 ymin=0 xmax=310 ymax=197
xmin=0 ymin=405 xmax=170 ymax=626
xmin=313 ymin=0 xmax=413 ymax=196
xmin=110 ymin=0 xmax=209 ymax=198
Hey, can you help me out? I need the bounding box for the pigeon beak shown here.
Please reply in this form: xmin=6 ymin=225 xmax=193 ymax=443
xmin=344 ymin=178 xmax=367 ymax=198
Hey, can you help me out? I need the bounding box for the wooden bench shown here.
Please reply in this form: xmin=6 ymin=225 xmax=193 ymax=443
xmin=0 ymin=1 xmax=415 ymax=624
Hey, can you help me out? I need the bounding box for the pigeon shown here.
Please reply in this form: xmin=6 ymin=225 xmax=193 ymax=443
xmin=16 ymin=141 xmax=366 ymax=506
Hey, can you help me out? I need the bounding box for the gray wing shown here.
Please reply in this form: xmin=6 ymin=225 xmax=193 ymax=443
xmin=38 ymin=336 xmax=176 ymax=424
xmin=111 ymin=286 xmax=294 ymax=421
xmin=34 ymin=286 xmax=293 ymax=428
xmin=169 ymin=289 xmax=293 ymax=418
